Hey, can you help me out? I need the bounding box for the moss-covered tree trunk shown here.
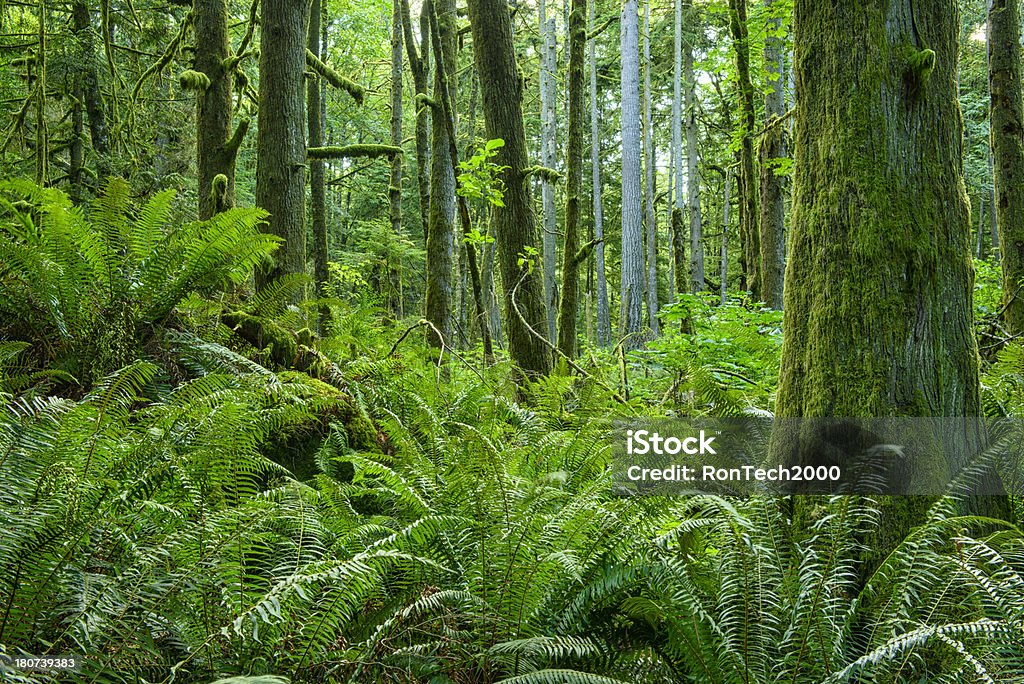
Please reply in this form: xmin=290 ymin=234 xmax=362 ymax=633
xmin=193 ymin=0 xmax=247 ymax=220
xmin=989 ymin=0 xmax=1024 ymax=335
xmin=671 ymin=0 xmax=686 ymax=299
xmin=400 ymin=0 xmax=431 ymax=243
xmin=467 ymin=0 xmax=552 ymax=377
xmin=71 ymin=0 xmax=109 ymax=176
xmin=777 ymin=0 xmax=981 ymax=555
xmin=389 ymin=0 xmax=405 ymax=317
xmin=556 ymin=0 xmax=585 ymax=358
xmin=758 ymin=0 xmax=786 ymax=309
xmin=728 ymin=0 xmax=759 ymax=299
xmin=642 ymin=0 xmax=658 ymax=335
xmin=308 ymin=0 xmax=328 ymax=327
xmin=424 ymin=0 xmax=456 ymax=348
xmin=255 ymin=0 xmax=309 ymax=292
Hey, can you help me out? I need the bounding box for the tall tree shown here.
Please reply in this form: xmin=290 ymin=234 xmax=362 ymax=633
xmin=671 ymin=0 xmax=686 ymax=297
xmin=540 ymin=0 xmax=558 ymax=342
xmin=255 ymin=0 xmax=309 ymax=291
xmin=424 ymin=0 xmax=457 ymax=348
xmin=389 ymin=0 xmax=405 ymax=317
xmin=776 ymin=0 xmax=980 ymax=547
xmin=590 ymin=0 xmax=610 ymax=346
xmin=728 ymin=0 xmax=759 ymax=298
xmin=556 ymin=0 xmax=586 ymax=358
xmin=758 ymin=0 xmax=785 ymax=308
xmin=308 ymin=0 xmax=327 ymax=325
xmin=989 ymin=0 xmax=1024 ymax=334
xmin=190 ymin=0 xmax=248 ymax=220
xmin=684 ymin=0 xmax=704 ymax=293
xmin=620 ymin=0 xmax=645 ymax=349
xmin=400 ymin=0 xmax=431 ymax=237
xmin=642 ymin=0 xmax=658 ymax=334
xmin=71 ymin=0 xmax=109 ymax=179
xmin=467 ymin=0 xmax=553 ymax=376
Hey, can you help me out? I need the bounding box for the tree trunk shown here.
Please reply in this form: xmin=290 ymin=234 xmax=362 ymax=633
xmin=989 ymin=0 xmax=1024 ymax=335
xmin=684 ymin=3 xmax=704 ymax=293
xmin=620 ymin=0 xmax=645 ymax=349
xmin=194 ymin=0 xmax=247 ymax=220
xmin=307 ymin=0 xmax=329 ymax=329
xmin=556 ymin=0 xmax=585 ymax=358
xmin=467 ymin=0 xmax=552 ymax=377
xmin=540 ymin=1 xmax=558 ymax=343
xmin=400 ymin=0 xmax=431 ymax=242
xmin=590 ymin=0 xmax=609 ymax=347
xmin=642 ymin=0 xmax=658 ymax=335
xmin=255 ymin=0 xmax=309 ymax=292
xmin=728 ymin=0 xmax=759 ymax=299
xmin=672 ymin=0 xmax=686 ymax=298
xmin=424 ymin=0 xmax=457 ymax=348
xmin=389 ymin=0 xmax=405 ymax=317
xmin=758 ymin=0 xmax=785 ymax=308
xmin=71 ymin=0 xmax=109 ymax=176
xmin=721 ymin=167 xmax=731 ymax=305
xmin=776 ymin=0 xmax=981 ymax=555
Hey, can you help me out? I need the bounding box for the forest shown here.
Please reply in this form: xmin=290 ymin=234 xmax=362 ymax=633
xmin=1 ymin=0 xmax=1024 ymax=681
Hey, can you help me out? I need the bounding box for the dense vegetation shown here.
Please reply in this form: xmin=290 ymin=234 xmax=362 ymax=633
xmin=1 ymin=0 xmax=1023 ymax=682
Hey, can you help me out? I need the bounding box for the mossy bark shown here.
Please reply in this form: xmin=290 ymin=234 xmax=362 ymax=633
xmin=989 ymin=0 xmax=1024 ymax=335
xmin=555 ymin=0 xmax=586 ymax=359
xmin=777 ymin=0 xmax=981 ymax=561
xmin=589 ymin=0 xmax=609 ymax=347
xmin=467 ymin=0 xmax=553 ymax=377
xmin=71 ymin=0 xmax=109 ymax=178
xmin=424 ymin=0 xmax=457 ymax=349
xmin=389 ymin=0 xmax=405 ymax=317
xmin=539 ymin=0 xmax=558 ymax=343
xmin=400 ymin=0 xmax=432 ymax=242
xmin=193 ymin=0 xmax=247 ymax=220
xmin=758 ymin=0 xmax=786 ymax=310
xmin=255 ymin=0 xmax=309 ymax=294
xmin=642 ymin=0 xmax=658 ymax=335
xmin=308 ymin=0 xmax=328 ymax=329
xmin=684 ymin=7 xmax=705 ymax=295
xmin=728 ymin=0 xmax=759 ymax=299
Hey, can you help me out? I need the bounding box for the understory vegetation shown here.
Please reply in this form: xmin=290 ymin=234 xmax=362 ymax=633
xmin=2 ymin=182 xmax=1023 ymax=683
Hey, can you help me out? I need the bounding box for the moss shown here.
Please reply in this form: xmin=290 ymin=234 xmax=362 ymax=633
xmin=900 ymin=45 xmax=936 ymax=99
xmin=524 ymin=165 xmax=562 ymax=183
xmin=307 ymin=144 xmax=403 ymax=161
xmin=179 ymin=69 xmax=211 ymax=91
xmin=222 ymin=311 xmax=297 ymax=367
xmin=305 ymin=49 xmax=365 ymax=104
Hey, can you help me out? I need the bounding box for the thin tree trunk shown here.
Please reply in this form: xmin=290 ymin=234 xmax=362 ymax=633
xmin=255 ymin=0 xmax=308 ymax=292
xmin=590 ymin=0 xmax=609 ymax=347
xmin=400 ymin=0 xmax=431 ymax=240
xmin=556 ymin=0 xmax=585 ymax=358
xmin=684 ymin=2 xmax=704 ymax=293
xmin=672 ymin=0 xmax=686 ymax=298
xmin=308 ymin=0 xmax=329 ymax=328
xmin=721 ymin=167 xmax=730 ymax=305
xmin=424 ymin=0 xmax=457 ymax=348
xmin=389 ymin=0 xmax=404 ymax=317
xmin=728 ymin=0 xmax=759 ymax=299
xmin=977 ymin=194 xmax=986 ymax=259
xmin=540 ymin=1 xmax=558 ymax=342
xmin=642 ymin=0 xmax=658 ymax=335
xmin=620 ymin=0 xmax=645 ymax=349
xmin=467 ymin=0 xmax=552 ymax=376
xmin=989 ymin=0 xmax=1024 ymax=334
xmin=758 ymin=0 xmax=785 ymax=308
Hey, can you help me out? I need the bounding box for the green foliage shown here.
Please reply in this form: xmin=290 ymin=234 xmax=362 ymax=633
xmin=0 ymin=179 xmax=275 ymax=386
xmin=457 ymin=138 xmax=508 ymax=208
